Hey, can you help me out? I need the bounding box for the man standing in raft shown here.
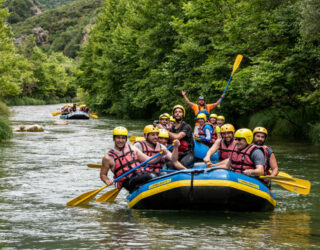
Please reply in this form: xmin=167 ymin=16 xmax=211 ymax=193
xmin=212 ymin=128 xmax=265 ymax=177
xmin=134 ymin=125 xmax=186 ymax=171
xmin=181 ymin=90 xmax=224 ymax=132
xmin=204 ymin=124 xmax=237 ymax=166
xmin=253 ymin=127 xmax=279 ymax=177
xmin=100 ymin=127 xmax=172 ymax=193
xmin=167 ymin=105 xmax=195 ymax=169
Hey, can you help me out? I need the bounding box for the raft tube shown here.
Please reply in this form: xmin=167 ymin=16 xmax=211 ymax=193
xmin=60 ymin=111 xmax=90 ymax=120
xmin=194 ymin=139 xmax=218 ymax=163
xmin=127 ymin=165 xmax=276 ymax=211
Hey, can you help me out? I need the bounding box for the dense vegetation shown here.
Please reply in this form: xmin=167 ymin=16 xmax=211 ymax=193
xmin=35 ymin=0 xmax=77 ymax=10
xmin=11 ymin=0 xmax=102 ymax=57
xmin=78 ymin=0 xmax=320 ymax=143
xmin=0 ymin=0 xmax=80 ymax=140
xmin=4 ymin=0 xmax=36 ymax=24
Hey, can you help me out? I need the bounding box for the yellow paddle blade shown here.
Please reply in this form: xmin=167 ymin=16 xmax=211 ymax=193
xmin=278 ymin=172 xmax=292 ymax=178
xmin=260 ymin=176 xmax=294 ymax=181
xmin=273 ymin=179 xmax=311 ymax=195
xmin=95 ymin=188 xmax=120 ymax=202
xmin=51 ymin=112 xmax=61 ymax=116
xmin=87 ymin=163 xmax=102 ymax=168
xmin=66 ymin=185 xmax=108 ymax=206
xmin=90 ymin=113 xmax=98 ymax=119
xmin=231 ymin=54 xmax=243 ymax=76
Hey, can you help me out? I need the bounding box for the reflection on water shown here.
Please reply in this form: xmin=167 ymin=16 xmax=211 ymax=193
xmin=0 ymin=104 xmax=319 ymax=248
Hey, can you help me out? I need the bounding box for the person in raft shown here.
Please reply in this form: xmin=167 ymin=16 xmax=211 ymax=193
xmin=252 ymin=127 xmax=279 ymax=177
xmin=158 ymin=129 xmax=170 ymax=147
xmin=156 ymin=113 xmax=171 ymax=130
xmin=181 ymin=90 xmax=224 ymax=133
xmin=134 ymin=125 xmax=186 ymax=171
xmin=209 ymin=113 xmax=218 ymax=125
xmin=216 ymin=115 xmax=225 ymax=127
xmin=203 ymin=123 xmax=237 ymax=166
xmin=210 ymin=128 xmax=265 ymax=177
xmin=100 ymin=127 xmax=180 ymax=193
xmin=194 ymin=113 xmax=221 ymax=147
xmin=166 ymin=105 xmax=195 ymax=169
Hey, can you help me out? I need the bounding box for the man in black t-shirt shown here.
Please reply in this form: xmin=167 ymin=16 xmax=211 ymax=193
xmin=167 ymin=105 xmax=194 ymax=169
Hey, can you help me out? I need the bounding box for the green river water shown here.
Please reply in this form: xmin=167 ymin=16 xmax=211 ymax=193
xmin=1 ymin=104 xmax=320 ymax=249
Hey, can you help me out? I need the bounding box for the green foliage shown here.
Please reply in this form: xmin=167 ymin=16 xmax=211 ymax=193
xmin=4 ymin=96 xmax=73 ymax=105
xmin=308 ymin=123 xmax=320 ymax=145
xmin=0 ymin=101 xmax=12 ymax=141
xmin=4 ymin=0 xmax=35 ymax=24
xmin=35 ymin=0 xmax=77 ymax=10
xmin=11 ymin=0 xmax=103 ymax=58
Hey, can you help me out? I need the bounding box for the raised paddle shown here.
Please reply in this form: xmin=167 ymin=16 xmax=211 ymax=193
xmin=67 ymin=146 xmax=170 ymax=206
xmin=95 ymin=144 xmax=174 ymax=203
xmin=218 ymin=54 xmax=243 ymax=107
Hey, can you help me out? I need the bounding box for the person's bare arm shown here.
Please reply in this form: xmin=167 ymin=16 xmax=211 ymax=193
xmin=269 ymin=153 xmax=279 ymax=176
xmin=168 ymin=131 xmax=186 ymax=140
xmin=209 ymin=94 xmax=225 ymax=108
xmin=181 ymin=90 xmax=195 ymax=109
xmin=165 ymin=139 xmax=180 ymax=162
xmin=243 ymin=165 xmax=264 ymax=176
xmin=100 ymin=155 xmax=115 ymax=186
xmin=203 ymin=138 xmax=221 ymax=166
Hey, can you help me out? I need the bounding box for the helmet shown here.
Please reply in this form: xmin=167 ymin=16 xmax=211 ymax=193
xmin=159 ymin=129 xmax=169 ymax=138
xmin=159 ymin=113 xmax=169 ymax=120
xmin=217 ymin=115 xmax=225 ymax=121
xmin=198 ymin=95 xmax=205 ymax=100
xmin=170 ymin=116 xmax=176 ymax=122
xmin=196 ymin=113 xmax=207 ymax=122
xmin=113 ymin=126 xmax=128 ymax=136
xmin=220 ymin=124 xmax=235 ymax=133
xmin=172 ymin=105 xmax=186 ymax=117
xmin=163 ymin=113 xmax=170 ymax=118
xmin=143 ymin=125 xmax=160 ymax=135
xmin=79 ymin=104 xmax=86 ymax=108
xmin=210 ymin=113 xmax=218 ymax=119
xmin=234 ymin=128 xmax=253 ymax=144
xmin=253 ymin=127 xmax=268 ymax=136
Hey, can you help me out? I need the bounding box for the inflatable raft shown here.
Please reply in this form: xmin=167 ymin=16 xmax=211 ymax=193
xmin=60 ymin=111 xmax=90 ymax=120
xmin=127 ymin=165 xmax=276 ymax=211
xmin=194 ymin=139 xmax=218 ymax=163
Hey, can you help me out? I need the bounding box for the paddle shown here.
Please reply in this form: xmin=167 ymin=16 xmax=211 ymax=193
xmin=260 ymin=174 xmax=311 ymax=195
xmin=90 ymin=113 xmax=98 ymax=119
xmin=218 ymin=54 xmax=243 ymax=107
xmin=87 ymin=163 xmax=102 ymax=168
xmin=51 ymin=112 xmax=61 ymax=116
xmin=95 ymin=144 xmax=174 ymax=203
xmin=67 ymin=145 xmax=171 ymax=206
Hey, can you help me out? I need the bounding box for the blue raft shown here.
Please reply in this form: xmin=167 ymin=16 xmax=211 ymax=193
xmin=127 ymin=165 xmax=276 ymax=211
xmin=60 ymin=111 xmax=90 ymax=120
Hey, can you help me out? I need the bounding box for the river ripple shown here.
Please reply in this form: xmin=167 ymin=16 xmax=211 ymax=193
xmin=0 ymin=104 xmax=319 ymax=249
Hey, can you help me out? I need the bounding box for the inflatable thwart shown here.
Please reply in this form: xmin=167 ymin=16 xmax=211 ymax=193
xmin=127 ymin=164 xmax=276 ymax=212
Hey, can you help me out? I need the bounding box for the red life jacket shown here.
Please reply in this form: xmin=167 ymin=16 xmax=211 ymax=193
xmin=219 ymin=139 xmax=237 ymax=161
xmin=255 ymin=144 xmax=273 ymax=185
xmin=137 ymin=141 xmax=165 ymax=172
xmin=107 ymin=143 xmax=142 ymax=188
xmin=198 ymin=122 xmax=215 ymax=144
xmin=230 ymin=144 xmax=261 ymax=174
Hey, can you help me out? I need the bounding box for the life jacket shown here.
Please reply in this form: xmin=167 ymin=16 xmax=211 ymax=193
xmin=195 ymin=104 xmax=210 ymax=120
xmin=219 ymin=139 xmax=237 ymax=161
xmin=230 ymin=144 xmax=262 ymax=174
xmin=107 ymin=143 xmax=142 ymax=189
xmin=254 ymin=144 xmax=274 ymax=185
xmin=198 ymin=122 xmax=214 ymax=144
xmin=136 ymin=141 xmax=165 ymax=172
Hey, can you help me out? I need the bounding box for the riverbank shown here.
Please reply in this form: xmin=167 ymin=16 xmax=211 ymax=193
xmin=0 ymin=101 xmax=12 ymax=141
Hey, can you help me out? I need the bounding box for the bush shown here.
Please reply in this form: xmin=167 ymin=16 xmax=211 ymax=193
xmin=0 ymin=101 xmax=10 ymax=118
xmin=308 ymin=123 xmax=320 ymax=145
xmin=0 ymin=115 xmax=12 ymax=141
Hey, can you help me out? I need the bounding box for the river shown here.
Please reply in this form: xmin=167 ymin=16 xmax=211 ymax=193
xmin=1 ymin=104 xmax=319 ymax=249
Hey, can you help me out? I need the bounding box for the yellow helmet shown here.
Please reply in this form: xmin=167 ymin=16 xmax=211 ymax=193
xmin=220 ymin=124 xmax=235 ymax=133
xmin=217 ymin=115 xmax=225 ymax=121
xmin=170 ymin=116 xmax=176 ymax=122
xmin=163 ymin=113 xmax=170 ymax=118
xmin=253 ymin=127 xmax=268 ymax=136
xmin=113 ymin=126 xmax=128 ymax=136
xmin=158 ymin=129 xmax=169 ymax=138
xmin=210 ymin=113 xmax=218 ymax=119
xmin=234 ymin=128 xmax=253 ymax=144
xmin=79 ymin=104 xmax=86 ymax=108
xmin=143 ymin=125 xmax=159 ymax=135
xmin=135 ymin=136 xmax=146 ymax=142
xmin=159 ymin=113 xmax=169 ymax=120
xmin=196 ymin=113 xmax=207 ymax=122
xmin=172 ymin=105 xmax=186 ymax=117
